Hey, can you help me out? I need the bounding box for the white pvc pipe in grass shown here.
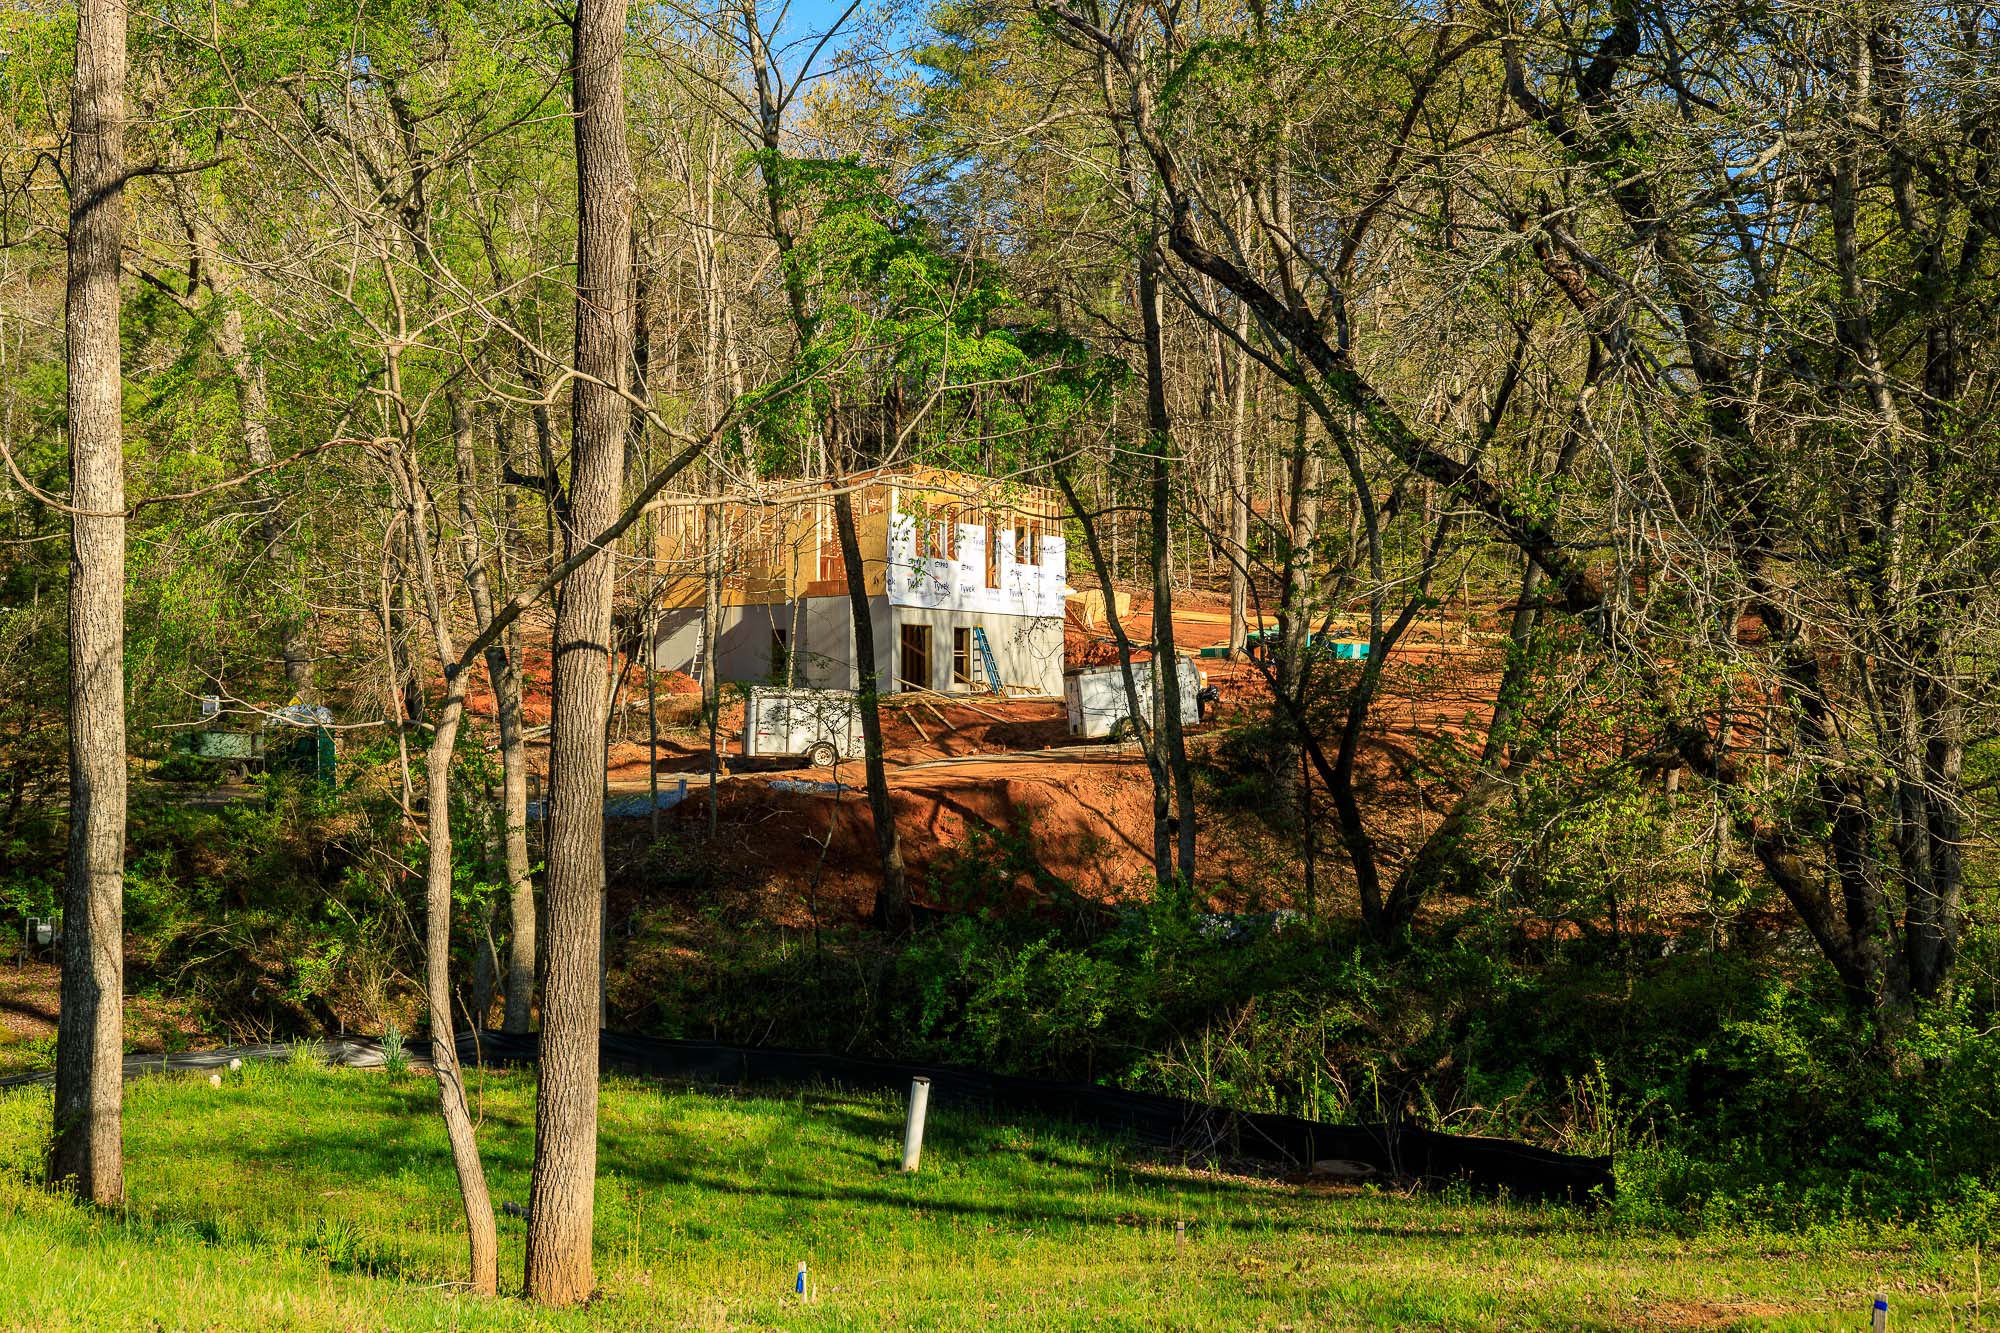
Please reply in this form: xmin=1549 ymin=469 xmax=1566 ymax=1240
xmin=901 ymin=1077 xmax=931 ymax=1173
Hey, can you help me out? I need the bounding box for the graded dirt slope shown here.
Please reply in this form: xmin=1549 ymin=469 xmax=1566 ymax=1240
xmin=573 ymin=587 xmax=1522 ymax=925
xmin=619 ymin=742 xmax=1301 ymax=928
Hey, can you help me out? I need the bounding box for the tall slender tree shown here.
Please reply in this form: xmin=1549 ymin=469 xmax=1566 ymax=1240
xmin=736 ymin=0 xmax=910 ymax=928
xmin=526 ymin=0 xmax=634 ymax=1301
xmin=52 ymin=0 xmax=128 ymax=1206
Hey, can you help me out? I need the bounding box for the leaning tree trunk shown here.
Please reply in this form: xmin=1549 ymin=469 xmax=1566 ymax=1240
xmin=387 ymin=377 xmax=502 ymax=1297
xmin=527 ymin=0 xmax=632 ymax=1301
xmin=832 ymin=485 xmax=909 ymax=929
xmin=1053 ymin=466 xmax=1173 ymax=885
xmin=419 ymin=675 xmax=501 ymax=1294
xmin=1268 ymin=397 xmax=1327 ymax=883
xmin=453 ymin=398 xmax=534 ymax=1032
xmin=52 ymin=0 xmax=127 ymax=1207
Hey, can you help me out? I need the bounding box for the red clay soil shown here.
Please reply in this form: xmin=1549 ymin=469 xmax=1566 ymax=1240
xmin=458 ymin=615 xmax=698 ymax=736
xmin=871 ymin=697 xmax=1072 ymax=764
xmin=594 ymin=696 xmax=1076 ymax=787
xmin=587 ymin=585 xmax=1536 ymax=925
xmin=458 ymin=632 xmax=554 ymax=728
xmin=623 ymin=742 xmax=1296 ymax=929
xmin=513 ymin=584 xmax=1549 ymax=929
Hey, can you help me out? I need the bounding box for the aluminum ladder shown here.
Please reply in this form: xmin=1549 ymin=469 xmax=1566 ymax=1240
xmin=970 ymin=626 xmax=1003 ymax=696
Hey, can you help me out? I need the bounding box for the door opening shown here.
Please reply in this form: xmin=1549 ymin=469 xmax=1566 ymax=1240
xmin=952 ymin=627 xmax=973 ymax=687
xmin=899 ymin=623 xmax=932 ymax=692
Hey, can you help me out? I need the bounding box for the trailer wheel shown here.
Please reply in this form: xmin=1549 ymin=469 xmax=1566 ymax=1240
xmin=806 ymin=742 xmax=840 ymax=768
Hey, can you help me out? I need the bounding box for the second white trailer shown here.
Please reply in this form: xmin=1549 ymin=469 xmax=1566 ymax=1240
xmin=1064 ymin=656 xmax=1202 ymax=739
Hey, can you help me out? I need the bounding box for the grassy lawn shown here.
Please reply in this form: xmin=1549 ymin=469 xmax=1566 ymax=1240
xmin=0 ymin=1060 xmax=1983 ymax=1330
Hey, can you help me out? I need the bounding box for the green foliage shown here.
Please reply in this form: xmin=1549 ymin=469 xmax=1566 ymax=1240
xmin=381 ymin=1020 xmax=407 ymax=1077
xmin=65 ymin=747 xmax=500 ymax=1041
xmin=743 ymin=151 xmax=1118 ymax=482
xmin=1613 ymin=989 xmax=2000 ymax=1240
xmin=616 ymin=824 xmax=2000 ymax=1237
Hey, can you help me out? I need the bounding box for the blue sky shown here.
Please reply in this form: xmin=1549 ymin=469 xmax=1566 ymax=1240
xmin=764 ymin=0 xmax=919 ymax=73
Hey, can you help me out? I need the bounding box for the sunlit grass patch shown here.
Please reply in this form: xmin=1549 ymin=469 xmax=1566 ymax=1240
xmin=0 ymin=1062 xmax=1981 ymax=1329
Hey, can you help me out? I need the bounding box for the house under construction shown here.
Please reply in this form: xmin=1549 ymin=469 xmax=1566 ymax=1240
xmin=650 ymin=469 xmax=1069 ymax=697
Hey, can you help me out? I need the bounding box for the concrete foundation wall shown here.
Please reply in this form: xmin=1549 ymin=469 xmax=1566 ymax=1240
xmin=652 ymin=603 xmax=795 ymax=683
xmin=887 ymin=606 xmax=1064 ymax=697
xmin=791 ymin=595 xmax=877 ymax=691
xmin=656 ymin=596 xmax=1060 ymax=697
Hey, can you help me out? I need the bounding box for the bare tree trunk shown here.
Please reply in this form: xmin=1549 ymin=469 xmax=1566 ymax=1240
xmin=1139 ymin=245 xmax=1196 ymax=882
xmin=832 ymin=486 xmax=908 ymax=929
xmin=497 ymin=603 xmax=535 ymax=1034
xmin=419 ymin=674 xmax=501 ymax=1297
xmin=702 ymin=479 xmax=722 ymax=838
xmin=646 ymin=596 xmax=659 ymax=836
xmin=389 ymin=562 xmax=426 ymax=728
xmin=1054 ymin=466 xmax=1174 ymax=886
xmin=388 ymin=371 xmax=501 ymax=1298
xmin=52 ymin=0 xmax=126 ymax=1207
xmin=471 ymin=888 xmax=500 ymax=1031
xmin=738 ymin=1 xmax=905 ymax=921
xmin=696 ymin=152 xmax=728 ymax=842
xmin=490 ymin=427 xmax=536 ymax=1033
xmin=631 ymin=253 xmax=662 ymax=837
xmin=1271 ymin=398 xmax=1320 ymax=811
xmin=1227 ymin=299 xmax=1251 ymax=657
xmin=1382 ymin=553 xmax=1547 ymax=930
xmin=527 ymin=0 xmax=632 ymax=1300
xmin=455 ymin=401 xmax=534 ymax=1033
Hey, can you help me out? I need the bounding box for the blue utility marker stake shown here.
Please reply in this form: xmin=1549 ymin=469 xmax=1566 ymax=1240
xmin=796 ymin=1261 xmax=808 ymax=1302
xmin=1872 ymin=1295 xmax=1888 ymax=1332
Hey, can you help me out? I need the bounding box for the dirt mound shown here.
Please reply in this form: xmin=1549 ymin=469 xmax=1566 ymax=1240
xmin=612 ymin=745 xmax=1296 ymax=929
xmin=604 ymin=737 xmax=718 ymax=785
xmin=876 ymin=696 xmax=1071 ymax=762
xmin=657 ymin=671 xmax=702 ymax=696
xmin=575 ymin=588 xmax=1541 ymax=935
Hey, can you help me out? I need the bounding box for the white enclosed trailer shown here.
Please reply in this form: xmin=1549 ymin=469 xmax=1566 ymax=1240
xmin=1064 ymin=656 xmax=1202 ymax=739
xmin=742 ymin=687 xmax=864 ymax=766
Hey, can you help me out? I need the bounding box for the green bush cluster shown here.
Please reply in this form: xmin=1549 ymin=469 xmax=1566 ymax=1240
xmin=620 ymin=847 xmax=2000 ymax=1238
xmin=2 ymin=745 xmax=502 ymax=1039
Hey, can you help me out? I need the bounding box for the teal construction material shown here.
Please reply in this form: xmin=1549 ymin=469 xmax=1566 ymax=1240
xmin=1240 ymin=629 xmax=1370 ymax=661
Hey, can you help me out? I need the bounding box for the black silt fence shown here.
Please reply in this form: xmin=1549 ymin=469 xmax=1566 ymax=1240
xmin=0 ymin=1030 xmax=1613 ymax=1203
